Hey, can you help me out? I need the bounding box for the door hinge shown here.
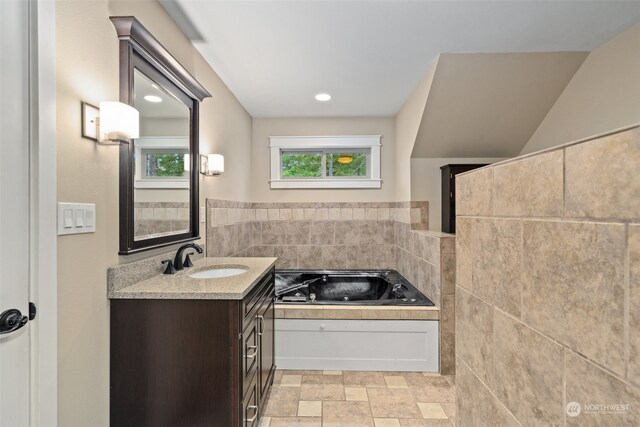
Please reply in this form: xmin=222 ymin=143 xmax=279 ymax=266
xmin=29 ymin=302 xmax=36 ymax=320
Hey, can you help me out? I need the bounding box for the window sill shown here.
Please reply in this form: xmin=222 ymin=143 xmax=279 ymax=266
xmin=135 ymin=180 xmax=189 ymax=189
xmin=270 ymin=179 xmax=381 ymax=189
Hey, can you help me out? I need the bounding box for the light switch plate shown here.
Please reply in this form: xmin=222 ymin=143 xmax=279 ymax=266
xmin=58 ymin=203 xmax=96 ymax=235
xmin=200 ymin=206 xmax=206 ymax=223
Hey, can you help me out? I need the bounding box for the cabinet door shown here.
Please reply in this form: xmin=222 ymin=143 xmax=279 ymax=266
xmin=258 ymin=288 xmax=275 ymax=401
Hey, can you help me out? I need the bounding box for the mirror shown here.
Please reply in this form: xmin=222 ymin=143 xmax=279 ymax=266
xmin=111 ymin=16 xmax=210 ymax=254
xmin=133 ymin=69 xmax=191 ymax=241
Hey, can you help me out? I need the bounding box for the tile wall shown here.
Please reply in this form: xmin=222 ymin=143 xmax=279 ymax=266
xmin=206 ymin=200 xmax=429 ymax=267
xmin=395 ymin=225 xmax=456 ymax=375
xmin=134 ymin=202 xmax=190 ymax=239
xmin=455 ymin=126 xmax=640 ymax=426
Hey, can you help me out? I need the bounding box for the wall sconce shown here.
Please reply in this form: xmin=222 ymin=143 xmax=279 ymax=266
xmin=81 ymin=101 xmax=140 ymax=145
xmin=200 ymin=154 xmax=224 ymax=176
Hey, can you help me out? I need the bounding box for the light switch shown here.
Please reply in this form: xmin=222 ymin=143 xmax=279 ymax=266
xmin=63 ymin=209 xmax=74 ymax=228
xmin=85 ymin=209 xmax=95 ymax=227
xmin=58 ymin=203 xmax=96 ymax=235
xmin=75 ymin=209 xmax=84 ymax=227
xmin=200 ymin=206 xmax=206 ymax=223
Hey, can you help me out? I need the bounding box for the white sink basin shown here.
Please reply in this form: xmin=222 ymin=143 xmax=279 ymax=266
xmin=188 ymin=266 xmax=249 ymax=279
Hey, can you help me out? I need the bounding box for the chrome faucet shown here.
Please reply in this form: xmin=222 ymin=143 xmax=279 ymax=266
xmin=174 ymin=243 xmax=203 ymax=270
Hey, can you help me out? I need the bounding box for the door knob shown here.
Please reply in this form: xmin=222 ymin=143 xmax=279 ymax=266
xmin=0 ymin=309 xmax=28 ymax=335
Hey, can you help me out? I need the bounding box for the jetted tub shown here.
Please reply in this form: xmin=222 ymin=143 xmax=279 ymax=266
xmin=274 ymin=269 xmax=439 ymax=372
xmin=275 ymin=269 xmax=434 ymax=306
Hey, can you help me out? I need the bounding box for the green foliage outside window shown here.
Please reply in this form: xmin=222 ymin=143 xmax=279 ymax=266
xmin=282 ymin=152 xmax=322 ymax=178
xmin=326 ymin=152 xmax=366 ymax=177
xmin=145 ymin=152 xmax=187 ymax=178
xmin=282 ymin=151 xmax=367 ymax=178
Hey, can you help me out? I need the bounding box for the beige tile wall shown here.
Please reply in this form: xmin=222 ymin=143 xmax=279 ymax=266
xmin=206 ymin=199 xmax=255 ymax=257
xmin=454 ymin=126 xmax=640 ymax=426
xmin=206 ymin=200 xmax=429 ymax=265
xmin=134 ymin=202 xmax=190 ymax=238
xmin=395 ymin=224 xmax=456 ymax=374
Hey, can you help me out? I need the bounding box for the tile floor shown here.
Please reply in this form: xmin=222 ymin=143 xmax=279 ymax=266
xmin=260 ymin=370 xmax=455 ymax=427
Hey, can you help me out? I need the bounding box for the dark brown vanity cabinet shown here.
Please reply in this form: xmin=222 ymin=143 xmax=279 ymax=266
xmin=110 ymin=269 xmax=276 ymax=427
xmin=441 ymin=164 xmax=489 ymax=233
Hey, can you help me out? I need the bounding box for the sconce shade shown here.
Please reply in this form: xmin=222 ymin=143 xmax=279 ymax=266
xmin=207 ymin=154 xmax=224 ymax=175
xmin=99 ymin=101 xmax=139 ymax=142
xmin=184 ymin=154 xmax=190 ymax=172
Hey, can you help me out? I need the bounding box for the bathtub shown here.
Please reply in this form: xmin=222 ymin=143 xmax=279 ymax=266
xmin=275 ymin=269 xmax=435 ymax=306
xmin=274 ymin=269 xmax=439 ymax=372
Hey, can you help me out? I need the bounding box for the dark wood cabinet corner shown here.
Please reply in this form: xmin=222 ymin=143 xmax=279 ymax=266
xmin=440 ymin=164 xmax=489 ymax=233
xmin=110 ymin=268 xmax=276 ymax=427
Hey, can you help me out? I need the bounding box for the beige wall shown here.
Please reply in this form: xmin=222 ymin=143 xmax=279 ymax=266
xmin=140 ymin=117 xmax=189 ymax=136
xmin=521 ymin=22 xmax=640 ymax=154
xmin=251 ymin=117 xmax=395 ymax=202
xmin=56 ymin=1 xmax=252 ymax=425
xmin=455 ymin=127 xmax=640 ymax=426
xmin=394 ymin=58 xmax=438 ymax=201
xmin=412 ymin=52 xmax=586 ymax=158
xmin=410 ymin=157 xmax=506 ymax=231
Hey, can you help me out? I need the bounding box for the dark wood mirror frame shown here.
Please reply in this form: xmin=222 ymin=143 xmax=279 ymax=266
xmin=110 ymin=16 xmax=211 ymax=255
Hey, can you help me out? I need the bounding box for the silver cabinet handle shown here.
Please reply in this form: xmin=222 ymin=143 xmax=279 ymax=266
xmin=246 ymin=345 xmax=258 ymax=359
xmin=245 ymin=405 xmax=258 ymax=423
xmin=257 ymin=315 xmax=264 ymax=335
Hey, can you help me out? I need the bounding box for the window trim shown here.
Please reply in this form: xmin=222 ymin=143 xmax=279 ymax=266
xmin=269 ymin=135 xmax=382 ymax=189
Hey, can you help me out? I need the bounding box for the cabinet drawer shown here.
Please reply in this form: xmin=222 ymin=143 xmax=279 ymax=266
xmin=241 ymin=373 xmax=260 ymax=427
xmin=242 ymin=319 xmax=259 ymax=395
xmin=242 ymin=271 xmax=273 ymax=323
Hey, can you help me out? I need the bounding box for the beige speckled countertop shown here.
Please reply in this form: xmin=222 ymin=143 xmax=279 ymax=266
xmin=108 ymin=257 xmax=277 ymax=300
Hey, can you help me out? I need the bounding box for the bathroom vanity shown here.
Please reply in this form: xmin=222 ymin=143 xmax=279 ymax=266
xmin=109 ymin=258 xmax=277 ymax=427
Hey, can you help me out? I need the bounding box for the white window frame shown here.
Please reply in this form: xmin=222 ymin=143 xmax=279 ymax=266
xmin=269 ymin=135 xmax=382 ymax=189
xmin=134 ymin=137 xmax=190 ymax=189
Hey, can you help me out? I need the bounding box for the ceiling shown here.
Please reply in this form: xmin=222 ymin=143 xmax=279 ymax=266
xmin=411 ymin=52 xmax=589 ymax=158
xmin=164 ymin=1 xmax=640 ymax=118
xmin=134 ymin=69 xmax=189 ymax=119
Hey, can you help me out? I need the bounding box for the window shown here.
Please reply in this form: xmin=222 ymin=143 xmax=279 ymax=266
xmin=134 ymin=137 xmax=190 ymax=188
xmin=141 ymin=149 xmax=189 ymax=179
xmin=281 ymin=151 xmax=323 ymax=178
xmin=270 ymin=136 xmax=381 ymax=189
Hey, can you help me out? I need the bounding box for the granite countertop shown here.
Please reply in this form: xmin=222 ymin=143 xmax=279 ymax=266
xmin=108 ymin=257 xmax=277 ymax=300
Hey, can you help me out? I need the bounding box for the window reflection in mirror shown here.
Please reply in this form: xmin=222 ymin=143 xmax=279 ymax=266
xmin=132 ymin=69 xmax=191 ymax=241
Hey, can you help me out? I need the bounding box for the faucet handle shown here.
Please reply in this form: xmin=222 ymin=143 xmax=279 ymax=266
xmin=161 ymin=259 xmax=176 ymax=275
xmin=184 ymin=252 xmax=195 ymax=268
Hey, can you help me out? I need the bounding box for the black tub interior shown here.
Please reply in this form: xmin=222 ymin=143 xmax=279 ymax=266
xmin=275 ymin=270 xmax=434 ymax=306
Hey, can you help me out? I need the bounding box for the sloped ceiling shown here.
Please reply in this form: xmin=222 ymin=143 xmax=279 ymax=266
xmin=411 ymin=52 xmax=588 ymax=158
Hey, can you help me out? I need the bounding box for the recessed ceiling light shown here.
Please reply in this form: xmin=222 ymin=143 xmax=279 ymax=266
xmin=315 ymin=93 xmax=331 ymax=102
xmin=144 ymin=95 xmax=162 ymax=103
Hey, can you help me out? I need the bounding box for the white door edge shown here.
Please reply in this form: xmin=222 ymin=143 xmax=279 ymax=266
xmin=29 ymin=0 xmax=57 ymax=425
